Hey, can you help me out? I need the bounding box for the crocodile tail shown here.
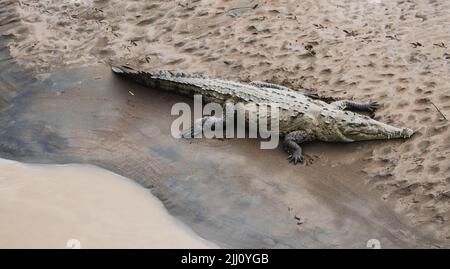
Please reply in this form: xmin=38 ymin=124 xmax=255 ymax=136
xmin=111 ymin=65 xmax=138 ymax=75
xmin=111 ymin=65 xmax=205 ymax=96
xmin=111 ymin=65 xmax=157 ymax=89
xmin=112 ymin=65 xmax=208 ymax=79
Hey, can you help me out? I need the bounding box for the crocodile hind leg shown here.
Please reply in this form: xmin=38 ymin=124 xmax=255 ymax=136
xmin=180 ymin=116 xmax=224 ymax=138
xmin=283 ymin=130 xmax=312 ymax=165
xmin=250 ymin=81 xmax=320 ymax=99
xmin=330 ymin=100 xmax=379 ymax=112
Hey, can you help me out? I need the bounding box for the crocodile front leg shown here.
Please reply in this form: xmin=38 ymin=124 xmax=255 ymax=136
xmin=283 ymin=130 xmax=312 ymax=165
xmin=331 ymin=100 xmax=379 ymax=112
xmin=180 ymin=116 xmax=224 ymax=138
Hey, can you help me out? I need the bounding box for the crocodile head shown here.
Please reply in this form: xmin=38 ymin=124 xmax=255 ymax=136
xmin=337 ymin=116 xmax=414 ymax=142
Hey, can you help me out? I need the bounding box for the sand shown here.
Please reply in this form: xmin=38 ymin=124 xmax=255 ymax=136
xmin=0 ymin=158 xmax=216 ymax=248
xmin=1 ymin=0 xmax=450 ymax=245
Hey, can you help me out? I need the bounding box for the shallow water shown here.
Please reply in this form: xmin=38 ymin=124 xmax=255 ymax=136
xmin=0 ymin=158 xmax=216 ymax=248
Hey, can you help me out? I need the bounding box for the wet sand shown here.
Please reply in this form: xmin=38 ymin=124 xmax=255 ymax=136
xmin=0 ymin=60 xmax=439 ymax=248
xmin=0 ymin=158 xmax=216 ymax=248
xmin=0 ymin=0 xmax=449 ymax=247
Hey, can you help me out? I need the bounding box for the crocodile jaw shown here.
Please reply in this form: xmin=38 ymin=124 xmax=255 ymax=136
xmin=338 ymin=118 xmax=414 ymax=141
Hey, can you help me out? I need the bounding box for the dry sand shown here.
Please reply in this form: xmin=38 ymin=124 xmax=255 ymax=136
xmin=2 ymin=0 xmax=450 ymax=243
xmin=0 ymin=158 xmax=216 ymax=248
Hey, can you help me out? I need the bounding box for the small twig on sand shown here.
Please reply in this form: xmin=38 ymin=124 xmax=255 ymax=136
xmin=430 ymin=100 xmax=448 ymax=121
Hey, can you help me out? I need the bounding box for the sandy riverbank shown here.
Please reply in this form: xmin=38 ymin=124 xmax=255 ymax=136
xmin=1 ymin=0 xmax=449 ymax=245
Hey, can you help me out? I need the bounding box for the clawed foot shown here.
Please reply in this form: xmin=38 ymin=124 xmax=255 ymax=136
xmin=180 ymin=119 xmax=204 ymax=138
xmin=180 ymin=116 xmax=224 ymax=138
xmin=180 ymin=127 xmax=196 ymax=138
xmin=367 ymin=100 xmax=379 ymax=112
xmin=287 ymin=150 xmax=304 ymax=165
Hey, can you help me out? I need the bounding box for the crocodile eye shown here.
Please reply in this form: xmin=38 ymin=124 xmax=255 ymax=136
xmin=290 ymin=112 xmax=304 ymax=118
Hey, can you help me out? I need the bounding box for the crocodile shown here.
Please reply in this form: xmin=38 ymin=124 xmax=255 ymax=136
xmin=111 ymin=65 xmax=413 ymax=164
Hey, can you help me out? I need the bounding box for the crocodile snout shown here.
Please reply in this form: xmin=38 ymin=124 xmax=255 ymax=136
xmin=111 ymin=66 xmax=124 ymax=73
xmin=402 ymin=128 xmax=414 ymax=138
